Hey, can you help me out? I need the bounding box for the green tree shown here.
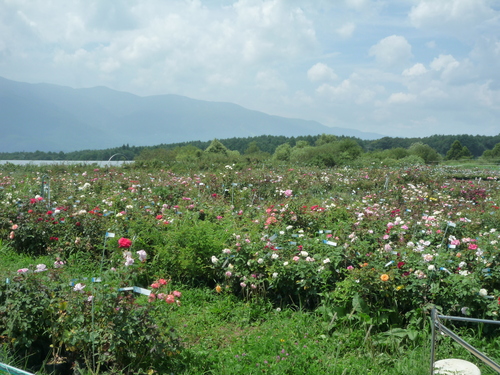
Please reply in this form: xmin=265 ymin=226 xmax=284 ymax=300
xmin=205 ymin=139 xmax=228 ymax=155
xmin=273 ymin=143 xmax=292 ymax=161
xmin=244 ymin=141 xmax=260 ymax=155
xmin=176 ymin=145 xmax=202 ymax=162
xmin=315 ymin=134 xmax=337 ymax=146
xmin=482 ymin=143 xmax=500 ymax=159
xmin=294 ymin=140 xmax=309 ymax=149
xmin=135 ymin=148 xmax=175 ymax=161
xmin=446 ymin=140 xmax=472 ymax=160
xmin=408 ymin=142 xmax=440 ymax=164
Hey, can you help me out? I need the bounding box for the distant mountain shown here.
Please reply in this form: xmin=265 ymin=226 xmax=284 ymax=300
xmin=0 ymin=76 xmax=385 ymax=152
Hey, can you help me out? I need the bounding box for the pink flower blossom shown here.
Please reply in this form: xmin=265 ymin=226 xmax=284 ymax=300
xmin=35 ymin=264 xmax=47 ymax=272
xmin=118 ymin=237 xmax=132 ymax=248
xmin=17 ymin=268 xmax=29 ymax=274
xmin=165 ymin=294 xmax=176 ymax=304
xmin=136 ymin=250 xmax=147 ymax=262
xmin=73 ymin=283 xmax=85 ymax=292
xmin=173 ymin=290 xmax=182 ymax=298
xmin=284 ymin=189 xmax=293 ymax=197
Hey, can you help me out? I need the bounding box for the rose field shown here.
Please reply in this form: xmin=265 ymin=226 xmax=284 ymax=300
xmin=1 ymin=162 xmax=500 ymax=374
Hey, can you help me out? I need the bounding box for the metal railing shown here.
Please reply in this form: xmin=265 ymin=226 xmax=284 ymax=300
xmin=0 ymin=362 xmax=35 ymax=375
xmin=430 ymin=307 xmax=500 ymax=374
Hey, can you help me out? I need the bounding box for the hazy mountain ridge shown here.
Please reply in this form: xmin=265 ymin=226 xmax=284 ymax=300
xmin=0 ymin=76 xmax=385 ymax=152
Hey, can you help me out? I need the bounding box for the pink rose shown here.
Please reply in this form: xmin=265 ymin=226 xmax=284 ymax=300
xmin=118 ymin=237 xmax=132 ymax=248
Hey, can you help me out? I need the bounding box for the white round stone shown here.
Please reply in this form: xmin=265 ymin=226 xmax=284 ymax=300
xmin=434 ymin=358 xmax=481 ymax=375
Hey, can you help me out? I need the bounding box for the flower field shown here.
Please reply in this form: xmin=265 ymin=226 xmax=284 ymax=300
xmin=1 ymin=162 xmax=500 ymax=374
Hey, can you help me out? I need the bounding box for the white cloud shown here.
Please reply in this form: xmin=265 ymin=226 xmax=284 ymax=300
xmin=369 ymin=35 xmax=412 ymax=66
xmin=316 ymin=77 xmax=376 ymax=105
xmin=307 ymin=63 xmax=338 ymax=82
xmin=337 ymin=22 xmax=356 ymax=38
xmin=1 ymin=1 xmax=500 ymax=138
xmin=256 ymin=70 xmax=287 ymax=91
xmin=317 ymin=80 xmax=353 ymax=98
xmin=345 ymin=0 xmax=370 ymax=11
xmin=388 ymin=92 xmax=416 ymax=104
xmin=402 ymin=63 xmax=427 ymax=77
xmin=430 ymin=54 xmax=459 ymax=71
xmin=409 ymin=0 xmax=495 ymax=31
xmin=206 ymin=73 xmax=236 ymax=87
xmin=99 ymin=57 xmax=121 ymax=73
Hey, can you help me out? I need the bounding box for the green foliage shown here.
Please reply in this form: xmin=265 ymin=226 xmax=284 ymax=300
xmin=135 ymin=147 xmax=175 ymax=161
xmin=205 ymin=139 xmax=229 ymax=155
xmin=288 ymin=139 xmax=363 ymax=167
xmin=154 ymin=219 xmax=233 ymax=284
xmin=273 ymin=143 xmax=292 ymax=161
xmin=408 ymin=142 xmax=441 ymax=164
xmin=446 ymin=140 xmax=472 ymax=160
xmin=0 ymin=245 xmax=181 ymax=374
xmin=315 ymin=133 xmax=338 ymax=146
xmin=175 ymin=145 xmax=203 ymax=162
xmin=1 ymin=163 xmax=500 ymax=374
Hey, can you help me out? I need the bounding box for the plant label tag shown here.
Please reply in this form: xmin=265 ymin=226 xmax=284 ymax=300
xmin=133 ymin=286 xmax=151 ymax=296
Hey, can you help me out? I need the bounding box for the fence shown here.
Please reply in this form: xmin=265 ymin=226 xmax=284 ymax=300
xmin=0 ymin=362 xmax=34 ymax=375
xmin=430 ymin=307 xmax=500 ymax=374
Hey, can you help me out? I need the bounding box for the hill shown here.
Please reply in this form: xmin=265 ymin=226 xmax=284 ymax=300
xmin=0 ymin=76 xmax=384 ymax=152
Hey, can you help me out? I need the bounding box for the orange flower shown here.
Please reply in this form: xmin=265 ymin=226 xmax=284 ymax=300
xmin=215 ymin=285 xmax=222 ymax=293
xmin=380 ymin=274 xmax=389 ymax=282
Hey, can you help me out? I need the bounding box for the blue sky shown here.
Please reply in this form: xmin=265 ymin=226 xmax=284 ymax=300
xmin=1 ymin=0 xmax=499 ymax=138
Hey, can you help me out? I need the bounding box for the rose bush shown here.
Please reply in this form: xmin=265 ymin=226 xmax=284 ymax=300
xmin=1 ymin=163 xmax=500 ymax=369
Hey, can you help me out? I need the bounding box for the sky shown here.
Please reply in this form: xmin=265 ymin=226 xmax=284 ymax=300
xmin=1 ymin=0 xmax=500 ymax=139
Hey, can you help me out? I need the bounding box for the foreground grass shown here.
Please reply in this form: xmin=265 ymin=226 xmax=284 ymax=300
xmin=1 ymin=247 xmax=499 ymax=374
xmin=166 ymin=287 xmax=500 ymax=375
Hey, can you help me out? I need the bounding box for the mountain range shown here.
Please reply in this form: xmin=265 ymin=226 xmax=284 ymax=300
xmin=0 ymin=76 xmax=384 ymax=153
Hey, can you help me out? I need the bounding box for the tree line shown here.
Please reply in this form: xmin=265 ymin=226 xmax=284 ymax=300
xmin=1 ymin=133 xmax=499 ymax=165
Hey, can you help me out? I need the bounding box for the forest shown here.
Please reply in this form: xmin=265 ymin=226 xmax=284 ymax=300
xmin=1 ymin=132 xmax=500 ymax=165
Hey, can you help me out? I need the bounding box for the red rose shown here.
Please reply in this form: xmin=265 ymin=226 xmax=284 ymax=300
xmin=118 ymin=237 xmax=132 ymax=248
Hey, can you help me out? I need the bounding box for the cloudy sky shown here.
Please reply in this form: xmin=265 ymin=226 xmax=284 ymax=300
xmin=1 ymin=0 xmax=500 ymax=138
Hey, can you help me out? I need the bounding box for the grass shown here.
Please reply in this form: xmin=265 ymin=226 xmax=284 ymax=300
xmin=1 ymin=241 xmax=500 ymax=374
